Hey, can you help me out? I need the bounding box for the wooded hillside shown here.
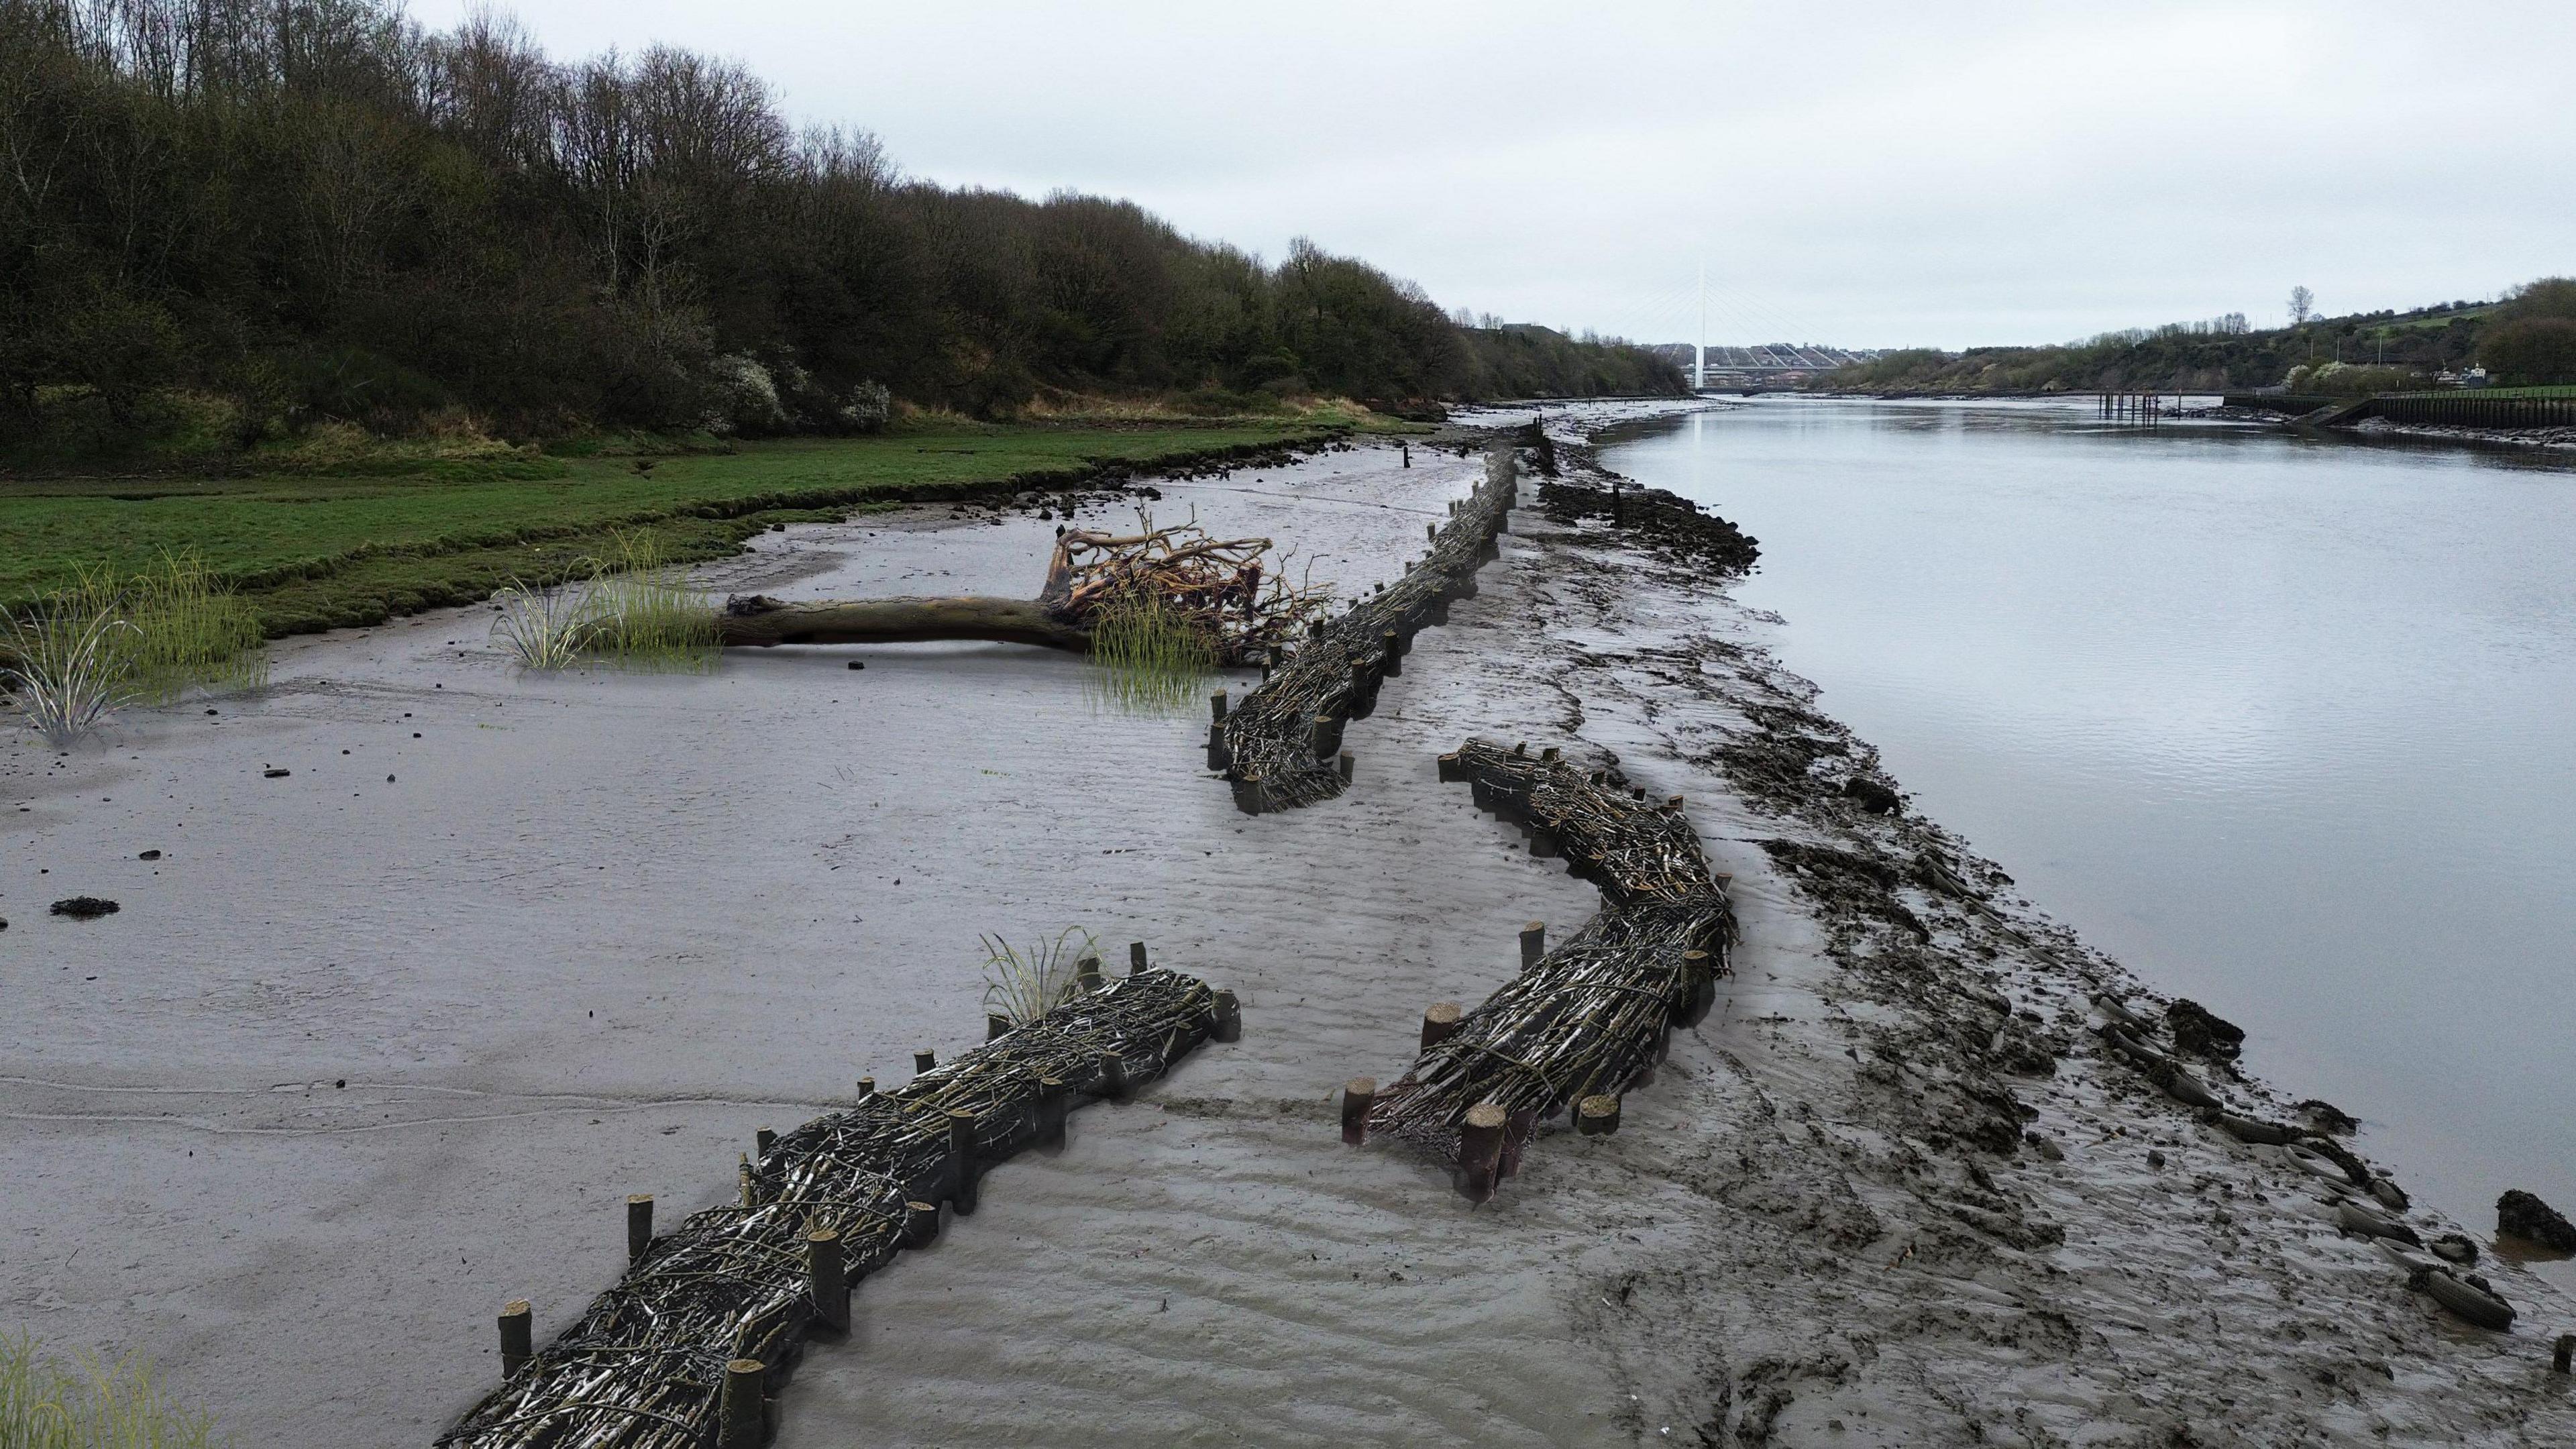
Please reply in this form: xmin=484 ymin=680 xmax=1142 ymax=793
xmin=0 ymin=0 xmax=1680 ymax=462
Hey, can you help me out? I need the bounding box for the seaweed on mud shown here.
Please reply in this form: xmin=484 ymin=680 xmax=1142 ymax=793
xmin=1709 ymin=700 xmax=1859 ymax=814
xmin=1760 ymin=839 xmax=1930 ymax=941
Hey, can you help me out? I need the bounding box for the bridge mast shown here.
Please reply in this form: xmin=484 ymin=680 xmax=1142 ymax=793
xmin=1695 ymin=262 xmax=1706 ymax=390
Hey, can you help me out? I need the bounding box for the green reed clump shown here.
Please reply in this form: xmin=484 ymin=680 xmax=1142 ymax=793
xmin=119 ymin=551 xmax=268 ymax=704
xmin=0 ymin=1332 xmax=223 ymax=1449
xmin=979 ymin=926 xmax=1100 ymax=1026
xmin=490 ymin=532 xmax=717 ymax=672
xmin=578 ymin=531 xmax=719 ymax=670
xmin=1086 ymin=589 xmax=1217 ymax=715
xmin=3 ymin=552 xmax=266 ymax=745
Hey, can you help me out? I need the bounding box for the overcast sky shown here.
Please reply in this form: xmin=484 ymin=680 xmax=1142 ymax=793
xmin=412 ymin=1 xmax=2575 ymax=350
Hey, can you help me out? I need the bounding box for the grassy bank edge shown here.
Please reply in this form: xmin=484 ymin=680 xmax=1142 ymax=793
xmin=216 ymin=425 xmax=1355 ymax=638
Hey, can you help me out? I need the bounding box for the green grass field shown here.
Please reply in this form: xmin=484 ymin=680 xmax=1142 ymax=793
xmin=0 ymin=421 xmax=1352 ymax=635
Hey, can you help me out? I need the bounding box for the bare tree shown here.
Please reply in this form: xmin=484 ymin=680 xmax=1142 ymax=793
xmin=2288 ymin=286 xmax=2314 ymax=326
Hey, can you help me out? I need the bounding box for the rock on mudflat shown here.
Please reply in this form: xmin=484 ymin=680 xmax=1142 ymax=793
xmin=50 ymin=896 xmax=119 ymax=919
xmin=2497 ymin=1188 xmax=2576 ymax=1251
xmin=2165 ymin=998 xmax=2245 ymax=1062
xmin=1839 ymin=775 xmax=1902 ymax=814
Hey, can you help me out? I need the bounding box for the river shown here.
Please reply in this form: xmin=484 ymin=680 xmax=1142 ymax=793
xmin=1604 ymin=397 xmax=2576 ymax=1288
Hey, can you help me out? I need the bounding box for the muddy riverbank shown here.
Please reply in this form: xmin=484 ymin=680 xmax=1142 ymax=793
xmin=3 ymin=402 xmax=2570 ymax=1445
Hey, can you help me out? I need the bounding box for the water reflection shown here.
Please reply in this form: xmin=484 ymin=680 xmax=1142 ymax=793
xmin=1609 ymin=398 xmax=2576 ymax=1289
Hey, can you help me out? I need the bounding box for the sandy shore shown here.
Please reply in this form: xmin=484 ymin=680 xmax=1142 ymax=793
xmin=4 ymin=405 xmax=2572 ymax=1445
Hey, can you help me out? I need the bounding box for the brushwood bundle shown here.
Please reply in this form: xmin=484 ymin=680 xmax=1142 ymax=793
xmin=1214 ymin=445 xmax=1520 ymax=812
xmin=1362 ymin=739 xmax=1735 ymax=1187
xmin=438 ymin=967 xmax=1230 ymax=1449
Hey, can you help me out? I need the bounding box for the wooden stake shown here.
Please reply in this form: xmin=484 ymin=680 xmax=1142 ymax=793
xmin=1459 ymin=1102 xmax=1508 ymax=1202
xmin=1498 ymin=1108 xmax=1538 ymax=1181
xmin=857 ymin=1075 xmax=875 ymax=1101
xmin=1338 ymin=750 xmax=1355 ymax=784
xmin=1213 ymin=989 xmax=1242 ymax=1042
xmin=987 ymin=1013 xmax=1011 ymax=1040
xmin=738 ymin=1155 xmax=755 ymax=1208
xmin=1576 ymin=1093 xmax=1621 ymax=1136
xmin=1519 ymin=921 xmax=1546 ymax=970
xmin=1420 ymin=1002 xmax=1463 ymax=1051
xmin=1210 ymin=690 xmax=1229 ymax=722
xmin=2553 ymin=1332 xmax=2573 ymax=1374
xmin=1342 ymin=1077 xmax=1377 ymax=1146
xmin=1436 ymin=751 xmax=1463 ymax=783
xmin=1038 ymin=1075 xmax=1070 ymax=1149
xmin=718 ymin=1359 xmax=765 ymax=1449
xmin=626 ymin=1195 xmax=653 ymax=1264
xmin=914 ymin=1049 xmax=936 ymax=1075
xmin=755 ymin=1127 xmax=775 ymax=1157
xmin=1128 ymin=941 xmax=1149 ymax=975
xmin=807 ymin=1228 xmax=849 ymax=1332
xmin=498 ymin=1300 xmax=533 ymax=1380
xmin=947 ymin=1108 xmax=979 ymax=1216
xmin=1097 ymin=1049 xmax=1128 ymax=1100
xmin=902 ymin=1200 xmax=940 ymax=1248
xmin=1075 ymin=955 xmax=1103 ymax=991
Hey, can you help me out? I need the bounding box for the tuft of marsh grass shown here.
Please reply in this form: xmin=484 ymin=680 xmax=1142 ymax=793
xmin=118 ymin=551 xmax=268 ymax=705
xmin=488 ymin=579 xmax=597 ymax=669
xmin=576 ymin=532 xmax=719 ymax=671
xmin=0 ymin=1332 xmax=223 ymax=1449
xmin=1 ymin=551 xmax=265 ymax=745
xmin=489 ymin=532 xmax=718 ymax=672
xmin=1086 ymin=589 xmax=1217 ymax=716
xmin=2 ymin=592 xmax=138 ymax=749
xmin=979 ymin=927 xmax=1099 ymax=1026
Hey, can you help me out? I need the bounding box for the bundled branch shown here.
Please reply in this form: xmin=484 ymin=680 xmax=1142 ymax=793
xmin=1214 ymin=445 xmax=1521 ymax=812
xmin=1038 ymin=511 xmax=1334 ymax=665
xmin=1362 ymin=739 xmax=1735 ymax=1191
xmin=716 ymin=515 xmax=1331 ymax=662
xmin=438 ymin=967 xmax=1231 ymax=1449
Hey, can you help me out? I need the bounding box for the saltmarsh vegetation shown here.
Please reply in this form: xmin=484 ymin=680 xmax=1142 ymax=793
xmin=490 ymin=533 xmax=718 ymax=672
xmin=978 ymin=928 xmax=1101 ymax=1027
xmin=0 ymin=1333 xmax=223 ymax=1449
xmin=1085 ymin=588 xmax=1220 ymax=716
xmin=1 ymin=553 xmax=267 ymax=747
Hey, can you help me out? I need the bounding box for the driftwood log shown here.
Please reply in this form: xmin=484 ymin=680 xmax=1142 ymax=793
xmin=718 ymin=596 xmax=1088 ymax=651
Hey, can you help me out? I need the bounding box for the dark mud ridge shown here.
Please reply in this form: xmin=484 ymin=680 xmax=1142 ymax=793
xmin=439 ymin=963 xmax=1238 ymax=1449
xmin=1539 ymin=441 xmax=1760 ymax=576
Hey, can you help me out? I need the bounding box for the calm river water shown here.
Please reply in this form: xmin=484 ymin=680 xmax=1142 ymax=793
xmin=1606 ymin=398 xmax=2576 ymax=1285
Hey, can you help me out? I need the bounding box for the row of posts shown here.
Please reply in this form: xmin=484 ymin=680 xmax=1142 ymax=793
xmin=2098 ymin=391 xmax=2164 ymax=423
xmin=490 ymin=939 xmax=1241 ymax=1448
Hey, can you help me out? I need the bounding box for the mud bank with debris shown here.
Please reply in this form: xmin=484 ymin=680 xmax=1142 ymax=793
xmin=1468 ymin=402 xmax=2576 ymax=1444
xmin=2 ymin=401 xmax=2571 ymax=1446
